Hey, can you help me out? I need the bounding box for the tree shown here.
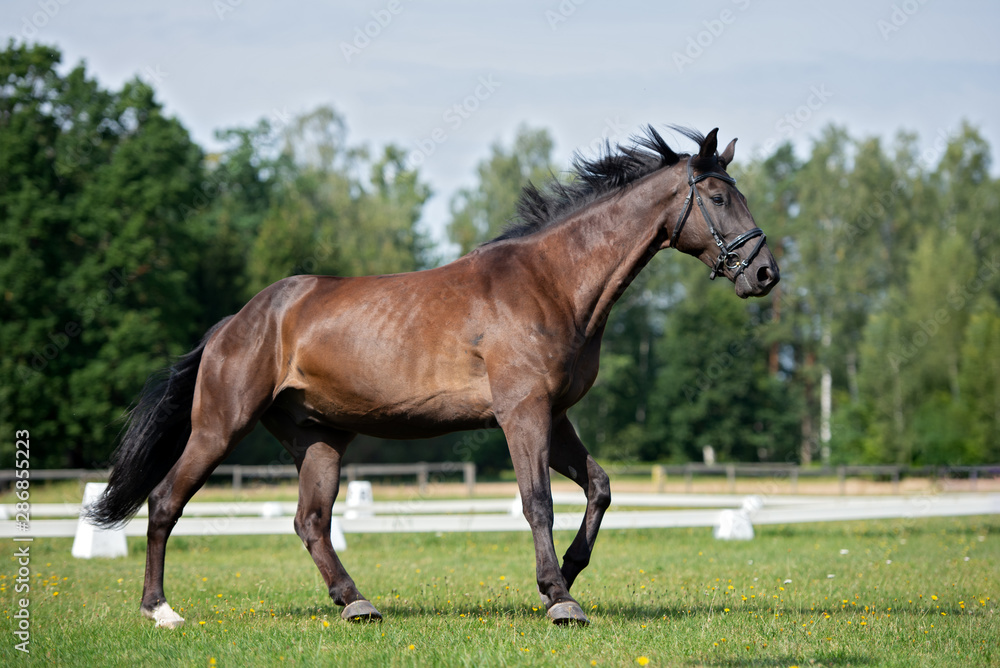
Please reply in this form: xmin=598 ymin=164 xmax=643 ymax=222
xmin=245 ymin=107 xmax=431 ymax=295
xmin=447 ymin=125 xmax=556 ymax=255
xmin=639 ymin=272 xmax=800 ymax=463
xmin=1 ymin=42 xmax=207 ymax=467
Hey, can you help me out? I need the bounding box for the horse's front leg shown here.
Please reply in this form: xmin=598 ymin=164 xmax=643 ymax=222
xmin=497 ymin=396 xmax=589 ymax=625
xmin=548 ymin=416 xmax=611 ymax=591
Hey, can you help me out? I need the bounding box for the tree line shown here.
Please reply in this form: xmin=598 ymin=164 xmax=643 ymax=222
xmin=2 ymin=42 xmax=998 ymax=470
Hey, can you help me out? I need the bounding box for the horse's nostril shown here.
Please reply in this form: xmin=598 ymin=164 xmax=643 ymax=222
xmin=756 ymin=266 xmax=772 ymax=284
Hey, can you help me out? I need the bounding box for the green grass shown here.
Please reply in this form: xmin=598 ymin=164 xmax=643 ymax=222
xmin=3 ymin=517 xmax=998 ymax=666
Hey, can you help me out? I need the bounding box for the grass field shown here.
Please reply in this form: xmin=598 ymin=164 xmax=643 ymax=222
xmin=3 ymin=514 xmax=997 ymax=667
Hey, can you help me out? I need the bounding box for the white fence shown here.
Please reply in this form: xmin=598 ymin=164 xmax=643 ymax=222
xmin=0 ymin=461 xmax=477 ymax=495
xmin=4 ymin=463 xmax=997 ymax=496
xmin=3 ymin=492 xmax=997 ymax=539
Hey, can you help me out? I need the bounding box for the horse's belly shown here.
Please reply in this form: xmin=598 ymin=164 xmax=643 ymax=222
xmin=278 ymin=362 xmax=493 ymax=439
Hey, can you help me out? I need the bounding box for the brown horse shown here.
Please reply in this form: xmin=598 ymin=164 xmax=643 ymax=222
xmin=89 ymin=126 xmax=779 ymax=628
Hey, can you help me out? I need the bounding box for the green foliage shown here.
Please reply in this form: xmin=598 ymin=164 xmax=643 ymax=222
xmin=447 ymin=124 xmax=556 ymax=254
xmin=1 ymin=42 xmax=206 ymax=467
xmin=245 ymin=107 xmax=431 ymax=295
xmin=640 ymin=275 xmax=800 ymax=463
xmin=0 ymin=44 xmax=430 ymax=468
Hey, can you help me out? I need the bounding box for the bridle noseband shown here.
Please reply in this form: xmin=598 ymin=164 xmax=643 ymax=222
xmin=670 ymin=158 xmax=767 ymax=280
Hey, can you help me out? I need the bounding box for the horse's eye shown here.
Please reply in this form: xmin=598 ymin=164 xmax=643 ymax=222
xmin=711 ymin=195 xmax=725 ymax=206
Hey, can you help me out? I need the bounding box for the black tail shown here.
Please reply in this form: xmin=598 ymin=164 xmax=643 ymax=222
xmin=87 ymin=317 xmax=233 ymax=528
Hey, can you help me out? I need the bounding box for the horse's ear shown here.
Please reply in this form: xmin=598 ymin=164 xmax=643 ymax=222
xmin=699 ymin=128 xmax=719 ymax=159
xmin=719 ymin=138 xmax=737 ymax=168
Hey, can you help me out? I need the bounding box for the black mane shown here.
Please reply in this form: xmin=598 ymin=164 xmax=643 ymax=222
xmin=488 ymin=125 xmax=716 ymax=244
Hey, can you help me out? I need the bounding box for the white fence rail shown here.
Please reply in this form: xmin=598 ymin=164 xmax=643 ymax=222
xmin=4 ymin=463 xmax=997 ymax=496
xmin=4 ymin=492 xmax=997 ymax=539
xmin=0 ymin=462 xmax=477 ymax=495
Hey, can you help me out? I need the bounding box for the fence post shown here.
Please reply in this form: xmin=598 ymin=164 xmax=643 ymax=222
xmin=464 ymin=462 xmax=476 ymax=497
xmin=653 ymin=465 xmax=666 ymax=493
xmin=684 ymin=465 xmax=693 ymax=493
xmin=418 ymin=462 xmax=429 ymax=495
xmin=233 ymin=465 xmax=242 ymax=494
xmin=838 ymin=466 xmax=846 ymax=495
xmin=790 ymin=468 xmax=798 ymax=494
xmin=892 ymin=467 xmax=900 ymax=493
xmin=726 ymin=464 xmax=736 ymax=493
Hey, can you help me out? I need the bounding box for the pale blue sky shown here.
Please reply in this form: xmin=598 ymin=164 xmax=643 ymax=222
xmin=4 ymin=0 xmax=998 ymax=249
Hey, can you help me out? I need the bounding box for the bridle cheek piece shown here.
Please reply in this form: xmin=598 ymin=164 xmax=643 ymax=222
xmin=670 ymin=158 xmax=767 ymax=281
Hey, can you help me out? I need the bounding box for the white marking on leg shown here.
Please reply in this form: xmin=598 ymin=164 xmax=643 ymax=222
xmin=143 ymin=601 xmax=185 ymax=629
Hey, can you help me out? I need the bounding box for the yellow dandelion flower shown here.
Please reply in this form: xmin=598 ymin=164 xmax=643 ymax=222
xmin=323 ymin=620 xmax=330 ymax=628
xmin=407 ymin=644 xmax=416 ymax=650
xmin=637 ymin=657 xmax=650 ymax=666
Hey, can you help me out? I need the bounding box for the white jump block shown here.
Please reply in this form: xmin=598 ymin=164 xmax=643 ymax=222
xmin=72 ymin=483 xmax=128 ymax=558
xmin=509 ymin=492 xmax=522 ymax=517
xmin=260 ymin=502 xmax=284 ymax=518
xmin=344 ymin=481 xmax=374 ymax=520
xmin=713 ymin=495 xmax=764 ymax=541
xmin=330 ymin=517 xmax=347 ymax=551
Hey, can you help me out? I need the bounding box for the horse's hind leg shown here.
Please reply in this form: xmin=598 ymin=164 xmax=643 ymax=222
xmin=548 ymin=416 xmax=611 ymax=592
xmin=141 ymin=423 xmax=262 ymax=627
xmin=261 ymin=410 xmax=381 ymax=622
xmin=141 ymin=342 xmax=275 ymax=627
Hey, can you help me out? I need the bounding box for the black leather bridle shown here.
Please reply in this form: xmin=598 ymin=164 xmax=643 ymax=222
xmin=670 ymin=157 xmax=767 ymax=281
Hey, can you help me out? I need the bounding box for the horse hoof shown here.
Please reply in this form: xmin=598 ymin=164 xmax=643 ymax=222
xmin=341 ymin=599 xmax=383 ymax=622
xmin=142 ymin=602 xmax=185 ymax=629
xmin=547 ymin=601 xmax=589 ymax=626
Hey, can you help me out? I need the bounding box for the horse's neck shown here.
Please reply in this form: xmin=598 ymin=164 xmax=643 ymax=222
xmin=535 ymin=169 xmax=679 ymax=337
